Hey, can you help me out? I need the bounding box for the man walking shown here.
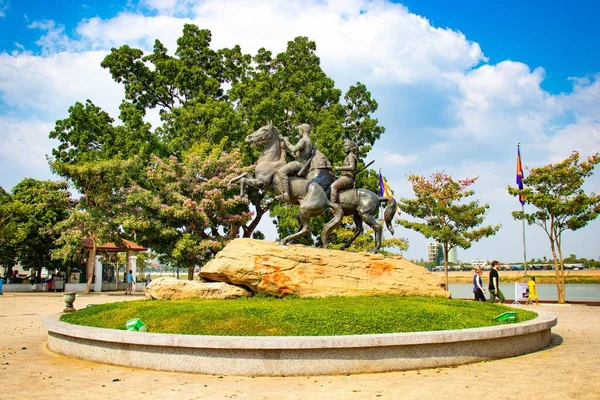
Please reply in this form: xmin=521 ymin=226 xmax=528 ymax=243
xmin=488 ymin=260 xmax=505 ymax=303
xmin=125 ymin=270 xmax=134 ymax=295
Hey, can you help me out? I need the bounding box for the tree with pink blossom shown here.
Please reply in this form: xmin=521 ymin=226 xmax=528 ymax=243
xmin=120 ymin=140 xmax=252 ymax=279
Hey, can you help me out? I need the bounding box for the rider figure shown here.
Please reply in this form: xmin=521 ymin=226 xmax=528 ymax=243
xmin=330 ymin=138 xmax=358 ymax=203
xmin=277 ymin=123 xmax=313 ymax=201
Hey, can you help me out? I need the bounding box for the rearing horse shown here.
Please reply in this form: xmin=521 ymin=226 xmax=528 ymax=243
xmin=228 ymin=123 xmax=396 ymax=252
xmin=228 ymin=124 xmax=343 ymax=247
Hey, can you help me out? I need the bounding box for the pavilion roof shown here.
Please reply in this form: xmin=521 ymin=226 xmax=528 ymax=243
xmin=82 ymin=238 xmax=148 ymax=253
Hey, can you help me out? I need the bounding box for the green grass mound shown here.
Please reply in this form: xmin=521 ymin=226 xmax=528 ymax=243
xmin=60 ymin=296 xmax=537 ymax=336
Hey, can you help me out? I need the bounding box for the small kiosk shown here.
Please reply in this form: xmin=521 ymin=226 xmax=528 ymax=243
xmin=79 ymin=238 xmax=148 ymax=293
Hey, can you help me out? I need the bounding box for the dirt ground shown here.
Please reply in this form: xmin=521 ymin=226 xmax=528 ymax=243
xmin=1 ymin=292 xmax=599 ymax=400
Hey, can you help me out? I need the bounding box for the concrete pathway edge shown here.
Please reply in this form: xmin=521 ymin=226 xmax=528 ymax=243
xmin=43 ymin=310 xmax=557 ymax=376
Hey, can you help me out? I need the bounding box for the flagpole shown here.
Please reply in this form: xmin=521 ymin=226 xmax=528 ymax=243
xmin=378 ymin=169 xmax=384 ymax=238
xmin=518 ymin=143 xmax=528 ymax=278
xmin=522 ymin=203 xmax=528 ymax=278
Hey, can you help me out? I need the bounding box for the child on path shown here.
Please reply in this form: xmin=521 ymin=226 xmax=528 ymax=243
xmin=125 ymin=270 xmax=134 ymax=295
xmin=526 ymin=276 xmax=539 ymax=305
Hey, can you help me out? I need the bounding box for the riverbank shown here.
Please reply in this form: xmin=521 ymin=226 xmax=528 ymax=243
xmin=439 ymin=269 xmax=600 ymax=284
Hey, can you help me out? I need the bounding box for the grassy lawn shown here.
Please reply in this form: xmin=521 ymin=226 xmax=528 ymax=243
xmin=60 ymin=295 xmax=537 ymax=336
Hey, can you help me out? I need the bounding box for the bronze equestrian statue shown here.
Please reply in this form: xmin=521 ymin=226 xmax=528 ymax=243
xmin=228 ymin=123 xmax=396 ymax=252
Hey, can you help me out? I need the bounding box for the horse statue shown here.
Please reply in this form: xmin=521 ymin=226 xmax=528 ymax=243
xmin=228 ymin=123 xmax=396 ymax=252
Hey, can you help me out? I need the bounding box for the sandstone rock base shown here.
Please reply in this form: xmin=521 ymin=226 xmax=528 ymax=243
xmin=200 ymin=238 xmax=449 ymax=298
xmin=145 ymin=277 xmax=252 ymax=300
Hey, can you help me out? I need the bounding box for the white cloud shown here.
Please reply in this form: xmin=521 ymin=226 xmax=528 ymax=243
xmin=196 ymin=0 xmax=485 ymax=85
xmin=446 ymin=61 xmax=556 ymax=142
xmin=76 ymin=13 xmax=190 ymax=51
xmin=141 ymin=0 xmax=195 ymax=15
xmin=0 ymin=0 xmax=8 ymax=18
xmin=382 ymin=151 xmax=418 ymax=166
xmin=0 ymin=50 xmax=123 ymax=117
xmin=28 ymin=20 xmax=80 ymax=54
xmin=548 ymin=123 xmax=600 ymax=162
xmin=561 ymin=73 xmax=600 ymax=123
xmin=0 ymin=117 xmax=57 ymax=190
xmin=71 ymin=0 xmax=485 ymax=86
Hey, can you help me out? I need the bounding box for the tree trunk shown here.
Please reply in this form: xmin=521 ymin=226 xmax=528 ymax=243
xmin=84 ymin=246 xmax=96 ymax=294
xmin=243 ymin=194 xmax=269 ymax=238
xmin=443 ymin=243 xmax=449 ymax=291
xmin=556 ymin=240 xmax=566 ymax=303
xmin=187 ymin=265 xmax=195 ymax=281
xmin=549 ymin=241 xmax=565 ymax=303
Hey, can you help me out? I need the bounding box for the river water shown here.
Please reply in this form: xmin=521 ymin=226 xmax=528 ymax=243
xmin=449 ymin=283 xmax=600 ymax=302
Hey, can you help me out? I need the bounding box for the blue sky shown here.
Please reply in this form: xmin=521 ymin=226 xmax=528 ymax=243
xmin=0 ymin=0 xmax=599 ymax=263
xmin=400 ymin=0 xmax=600 ymax=94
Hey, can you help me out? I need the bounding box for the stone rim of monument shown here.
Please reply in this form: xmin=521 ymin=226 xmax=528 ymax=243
xmin=43 ymin=309 xmax=557 ymax=376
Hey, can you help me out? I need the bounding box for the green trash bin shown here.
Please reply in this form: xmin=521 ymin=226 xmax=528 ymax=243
xmin=494 ymin=311 xmax=517 ymax=323
xmin=126 ymin=318 xmax=149 ymax=332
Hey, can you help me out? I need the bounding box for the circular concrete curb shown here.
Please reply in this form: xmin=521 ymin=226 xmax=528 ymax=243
xmin=44 ymin=310 xmax=557 ymax=376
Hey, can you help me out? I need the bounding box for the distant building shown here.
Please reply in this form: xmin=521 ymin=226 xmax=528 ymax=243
xmin=427 ymin=242 xmax=442 ymax=265
xmin=427 ymin=242 xmax=458 ymax=265
xmin=471 ymin=259 xmax=488 ymax=268
xmin=447 ymin=247 xmax=458 ymax=264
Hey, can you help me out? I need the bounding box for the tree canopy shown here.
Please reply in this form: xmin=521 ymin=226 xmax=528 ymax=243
xmin=47 ymin=24 xmax=388 ymax=272
xmin=398 ymin=172 xmax=501 ymax=290
xmin=508 ymin=151 xmax=600 ymax=303
xmin=0 ymin=180 xmax=71 ymax=280
xmin=0 ymin=187 xmax=28 ymax=272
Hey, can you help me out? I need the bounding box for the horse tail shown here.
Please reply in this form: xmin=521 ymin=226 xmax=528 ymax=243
xmin=379 ymin=197 xmax=396 ymax=235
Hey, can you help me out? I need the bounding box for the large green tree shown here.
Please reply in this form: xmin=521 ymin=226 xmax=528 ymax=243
xmin=50 ymin=160 xmax=133 ymax=293
xmin=508 ymin=151 xmax=600 ymax=303
xmin=0 ymin=188 xmax=28 ymax=276
xmin=398 ymin=173 xmax=501 ymax=290
xmin=49 ymin=25 xmax=387 ymax=272
xmin=8 ymin=179 xmax=72 ymax=280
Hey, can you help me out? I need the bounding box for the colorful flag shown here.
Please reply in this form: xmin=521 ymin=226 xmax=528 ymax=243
xmin=379 ymin=171 xmax=401 ymax=216
xmin=516 ymin=146 xmax=525 ymax=205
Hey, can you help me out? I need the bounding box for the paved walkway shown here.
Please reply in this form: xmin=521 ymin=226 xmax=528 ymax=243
xmin=0 ymin=293 xmax=599 ymax=400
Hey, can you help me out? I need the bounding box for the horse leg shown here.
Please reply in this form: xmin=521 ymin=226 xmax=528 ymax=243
xmin=321 ymin=201 xmax=343 ymax=249
xmin=238 ymin=176 xmax=264 ymax=195
xmin=360 ymin=213 xmax=383 ymax=253
xmin=280 ymin=208 xmax=312 ymax=246
xmin=228 ymin=172 xmax=251 ymax=195
xmin=341 ymin=212 xmax=363 ymax=250
xmin=228 ymin=172 xmax=250 ymax=187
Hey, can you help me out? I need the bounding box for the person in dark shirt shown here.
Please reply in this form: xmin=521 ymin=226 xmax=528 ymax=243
xmin=488 ymin=260 xmax=505 ymax=303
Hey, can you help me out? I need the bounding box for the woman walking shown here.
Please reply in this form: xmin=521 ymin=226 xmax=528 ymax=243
xmin=473 ymin=267 xmax=486 ymax=302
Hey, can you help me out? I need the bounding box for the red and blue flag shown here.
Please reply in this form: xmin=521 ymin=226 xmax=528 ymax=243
xmin=516 ymin=146 xmax=525 ymax=205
